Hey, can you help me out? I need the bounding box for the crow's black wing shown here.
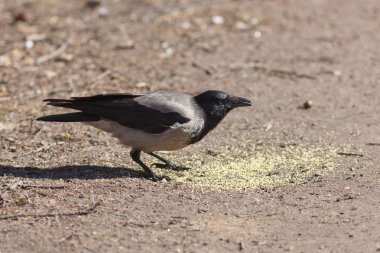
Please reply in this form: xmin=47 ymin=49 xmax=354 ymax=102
xmin=44 ymin=93 xmax=190 ymax=134
xmin=43 ymin=93 xmax=140 ymax=103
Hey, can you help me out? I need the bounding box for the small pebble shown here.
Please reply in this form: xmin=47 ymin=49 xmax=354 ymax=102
xmin=136 ymin=82 xmax=148 ymax=88
xmin=45 ymin=70 xmax=57 ymax=80
xmin=250 ymin=18 xmax=259 ymax=25
xmin=181 ymin=21 xmax=191 ymax=30
xmin=254 ymin=31 xmax=262 ymax=38
xmin=115 ymin=40 xmax=134 ymax=50
xmin=98 ymin=7 xmax=109 ymax=17
xmin=85 ymin=0 xmax=101 ymax=8
xmin=12 ymin=12 xmax=28 ymax=23
xmin=0 ymin=55 xmax=12 ymax=67
xmin=236 ymin=21 xmax=249 ymax=30
xmin=161 ymin=41 xmax=169 ymax=48
xmin=57 ymin=53 xmax=74 ymax=62
xmin=302 ymin=100 xmax=313 ymax=109
xmin=212 ymin=16 xmax=224 ymax=25
xmin=25 ymin=40 xmax=34 ymax=49
xmin=27 ymin=33 xmax=47 ymax=42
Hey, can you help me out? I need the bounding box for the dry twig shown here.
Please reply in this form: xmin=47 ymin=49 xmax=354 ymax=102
xmin=366 ymin=143 xmax=380 ymax=146
xmin=192 ymin=62 xmax=212 ymax=75
xmin=0 ymin=202 xmax=101 ymax=220
xmin=220 ymin=62 xmax=317 ymax=80
xmin=21 ymin=185 xmax=65 ymax=189
xmin=337 ymin=152 xmax=364 ymax=157
xmin=90 ymin=70 xmax=112 ymax=89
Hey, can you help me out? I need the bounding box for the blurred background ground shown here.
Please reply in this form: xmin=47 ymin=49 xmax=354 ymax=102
xmin=0 ymin=0 xmax=379 ymax=252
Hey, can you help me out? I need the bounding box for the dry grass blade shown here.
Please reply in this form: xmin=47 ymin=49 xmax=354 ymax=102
xmin=37 ymin=43 xmax=68 ymax=65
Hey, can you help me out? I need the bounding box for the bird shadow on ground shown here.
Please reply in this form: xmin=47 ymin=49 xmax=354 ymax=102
xmin=0 ymin=165 xmax=146 ymax=180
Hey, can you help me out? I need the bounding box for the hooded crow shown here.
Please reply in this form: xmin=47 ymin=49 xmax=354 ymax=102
xmin=37 ymin=90 xmax=252 ymax=180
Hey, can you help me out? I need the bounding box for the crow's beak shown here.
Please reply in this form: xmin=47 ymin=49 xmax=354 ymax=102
xmin=227 ymin=96 xmax=252 ymax=108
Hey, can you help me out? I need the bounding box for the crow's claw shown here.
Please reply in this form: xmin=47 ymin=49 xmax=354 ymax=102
xmin=151 ymin=174 xmax=171 ymax=182
xmin=143 ymin=172 xmax=171 ymax=182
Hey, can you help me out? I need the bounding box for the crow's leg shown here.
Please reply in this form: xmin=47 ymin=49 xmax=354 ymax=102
xmin=148 ymin=152 xmax=190 ymax=171
xmin=130 ymin=149 xmax=170 ymax=181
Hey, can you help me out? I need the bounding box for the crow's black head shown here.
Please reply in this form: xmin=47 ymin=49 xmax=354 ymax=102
xmin=191 ymin=90 xmax=252 ymax=143
xmin=194 ymin=90 xmax=252 ymax=115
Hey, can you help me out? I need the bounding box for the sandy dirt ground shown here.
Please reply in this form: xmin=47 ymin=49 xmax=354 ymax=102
xmin=1 ymin=0 xmax=380 ymax=252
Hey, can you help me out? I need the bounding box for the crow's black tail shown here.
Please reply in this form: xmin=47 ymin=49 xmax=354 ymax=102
xmin=36 ymin=112 xmax=100 ymax=122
